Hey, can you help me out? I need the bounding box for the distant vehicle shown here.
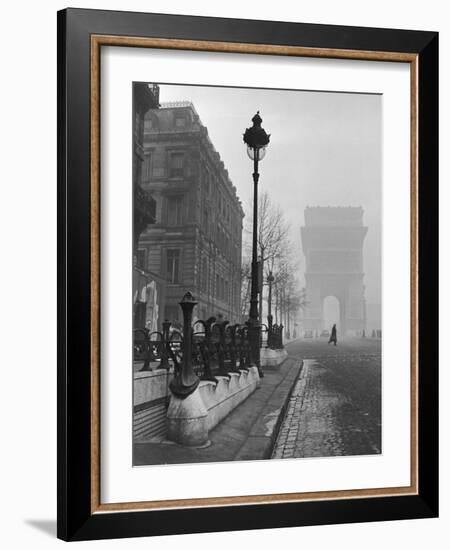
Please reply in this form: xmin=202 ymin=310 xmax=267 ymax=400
xmin=304 ymin=330 xmax=313 ymax=338
xmin=320 ymin=329 xmax=330 ymax=338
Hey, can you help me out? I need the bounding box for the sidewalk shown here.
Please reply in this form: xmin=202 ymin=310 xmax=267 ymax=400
xmin=134 ymin=356 xmax=303 ymax=465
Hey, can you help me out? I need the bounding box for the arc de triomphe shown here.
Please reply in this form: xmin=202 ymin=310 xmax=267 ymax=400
xmin=301 ymin=207 xmax=367 ymax=336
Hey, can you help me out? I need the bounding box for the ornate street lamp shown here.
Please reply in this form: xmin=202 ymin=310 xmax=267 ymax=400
xmin=267 ymin=270 xmax=274 ymax=348
xmin=243 ymin=112 xmax=270 ymax=377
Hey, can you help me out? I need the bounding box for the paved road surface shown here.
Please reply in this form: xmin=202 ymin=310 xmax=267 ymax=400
xmin=272 ymin=337 xmax=381 ymax=459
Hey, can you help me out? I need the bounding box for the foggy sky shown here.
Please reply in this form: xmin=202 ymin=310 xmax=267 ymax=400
xmin=158 ymin=84 xmax=381 ymax=305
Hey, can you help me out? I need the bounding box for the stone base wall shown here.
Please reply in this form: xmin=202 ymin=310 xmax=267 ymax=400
xmin=199 ymin=367 xmax=260 ymax=431
xmin=261 ymin=348 xmax=288 ymax=368
xmin=134 ymin=369 xmax=173 ymax=406
xmin=135 ymin=366 xmax=260 ymax=446
xmin=167 ymin=367 xmax=260 ymax=446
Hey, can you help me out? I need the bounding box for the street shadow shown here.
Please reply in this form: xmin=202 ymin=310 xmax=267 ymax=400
xmin=25 ymin=519 xmax=56 ymax=537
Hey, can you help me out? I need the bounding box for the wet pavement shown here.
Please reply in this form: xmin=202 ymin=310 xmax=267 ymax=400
xmin=272 ymin=337 xmax=381 ymax=459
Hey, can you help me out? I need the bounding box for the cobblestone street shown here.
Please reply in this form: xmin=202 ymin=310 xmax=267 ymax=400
xmin=272 ymin=337 xmax=381 ymax=459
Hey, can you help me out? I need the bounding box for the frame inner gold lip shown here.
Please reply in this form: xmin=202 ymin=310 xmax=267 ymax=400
xmin=90 ymin=34 xmax=419 ymax=514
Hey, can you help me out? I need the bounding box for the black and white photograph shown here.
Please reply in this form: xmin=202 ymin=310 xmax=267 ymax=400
xmin=132 ymin=82 xmax=382 ymax=466
xmin=0 ymin=0 xmax=443 ymax=546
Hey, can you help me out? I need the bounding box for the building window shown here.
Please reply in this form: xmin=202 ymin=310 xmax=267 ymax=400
xmin=144 ymin=117 xmax=153 ymax=131
xmin=175 ymin=116 xmax=187 ymax=128
xmin=166 ymin=249 xmax=181 ymax=284
xmin=217 ymin=227 xmax=222 ymax=252
xmin=136 ymin=249 xmax=146 ymax=269
xmin=204 ymin=173 xmax=210 ymax=196
xmin=201 ymin=257 xmax=208 ymax=291
xmin=167 ymin=196 xmax=183 ymax=225
xmin=215 ymin=276 xmax=226 ymax=301
xmin=143 ymin=153 xmax=152 ymax=181
xmin=169 ymin=152 xmax=185 ymax=177
xmin=144 ymin=112 xmax=159 ymax=132
xmin=203 ymin=208 xmax=209 ymax=235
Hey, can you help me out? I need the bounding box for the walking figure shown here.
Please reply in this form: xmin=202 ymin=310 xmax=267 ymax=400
xmin=328 ymin=324 xmax=337 ymax=346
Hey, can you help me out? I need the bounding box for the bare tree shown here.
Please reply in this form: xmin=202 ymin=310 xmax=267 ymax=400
xmin=270 ymin=255 xmax=307 ymax=339
xmin=240 ymin=260 xmax=251 ymax=321
xmin=241 ymin=191 xmax=307 ymax=334
xmin=257 ymin=191 xmax=291 ymax=268
xmin=244 ymin=191 xmax=291 ymax=320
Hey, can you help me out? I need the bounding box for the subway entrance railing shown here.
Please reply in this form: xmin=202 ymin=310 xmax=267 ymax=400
xmin=133 ymin=292 xmax=284 ymax=381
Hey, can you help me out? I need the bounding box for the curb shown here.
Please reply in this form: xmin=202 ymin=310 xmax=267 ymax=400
xmin=266 ymin=359 xmax=304 ymax=458
xmin=234 ymin=357 xmax=304 ymax=461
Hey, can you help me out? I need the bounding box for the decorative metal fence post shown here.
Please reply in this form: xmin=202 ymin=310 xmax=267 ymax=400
xmin=169 ymin=292 xmax=200 ymax=398
xmin=267 ymin=270 xmax=274 ymax=349
xmin=167 ymin=292 xmax=209 ymax=447
xmin=134 ymin=328 xmax=152 ymax=371
xmin=237 ymin=325 xmax=250 ymax=370
xmin=203 ymin=316 xmax=217 ymax=379
xmin=216 ymin=320 xmax=230 ymax=377
xmin=270 ymin=323 xmax=285 ymax=349
xmin=226 ymin=324 xmax=239 ymax=372
xmin=194 ymin=316 xmax=216 ymax=381
xmin=157 ymin=319 xmax=171 ymax=370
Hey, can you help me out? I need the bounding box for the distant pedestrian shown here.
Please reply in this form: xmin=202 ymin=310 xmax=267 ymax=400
xmin=328 ymin=324 xmax=337 ymax=346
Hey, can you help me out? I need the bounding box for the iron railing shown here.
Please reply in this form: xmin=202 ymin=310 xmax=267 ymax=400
xmin=133 ymin=292 xmax=285 ymax=381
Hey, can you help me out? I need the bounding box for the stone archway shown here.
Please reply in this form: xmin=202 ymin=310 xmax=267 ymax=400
xmin=301 ymin=207 xmax=367 ymax=336
xmin=322 ymin=295 xmax=340 ymax=332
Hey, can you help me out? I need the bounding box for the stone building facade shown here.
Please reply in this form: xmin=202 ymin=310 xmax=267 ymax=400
xmin=136 ymin=100 xmax=244 ymax=330
xmin=132 ymin=83 xmax=160 ymax=329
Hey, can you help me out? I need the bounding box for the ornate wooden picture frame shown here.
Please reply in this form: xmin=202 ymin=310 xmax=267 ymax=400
xmin=57 ymin=8 xmax=438 ymax=541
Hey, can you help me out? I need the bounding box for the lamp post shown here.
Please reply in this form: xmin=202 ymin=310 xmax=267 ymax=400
xmin=267 ymin=270 xmax=274 ymax=348
xmin=243 ymin=112 xmax=270 ymax=377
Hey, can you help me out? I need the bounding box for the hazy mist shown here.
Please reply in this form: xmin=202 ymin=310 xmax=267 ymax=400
xmin=157 ymin=84 xmax=381 ymax=306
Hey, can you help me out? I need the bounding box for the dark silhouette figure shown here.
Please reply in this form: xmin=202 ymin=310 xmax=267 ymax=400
xmin=328 ymin=324 xmax=337 ymax=346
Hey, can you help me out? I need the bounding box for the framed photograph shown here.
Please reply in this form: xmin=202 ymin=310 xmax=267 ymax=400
xmin=57 ymin=8 xmax=438 ymax=541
